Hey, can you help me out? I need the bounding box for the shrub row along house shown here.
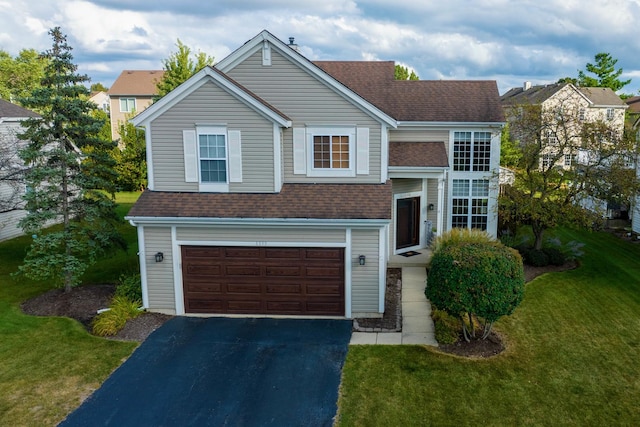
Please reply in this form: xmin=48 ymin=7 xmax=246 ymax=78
xmin=125 ymin=30 xmax=504 ymax=319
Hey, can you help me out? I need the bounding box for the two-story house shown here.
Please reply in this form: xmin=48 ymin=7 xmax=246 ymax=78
xmin=107 ymin=70 xmax=164 ymax=141
xmin=0 ymin=99 xmax=39 ymax=241
xmin=126 ymin=30 xmax=504 ymax=319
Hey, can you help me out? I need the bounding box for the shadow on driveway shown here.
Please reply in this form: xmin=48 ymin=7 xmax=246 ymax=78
xmin=60 ymin=317 xmax=352 ymax=426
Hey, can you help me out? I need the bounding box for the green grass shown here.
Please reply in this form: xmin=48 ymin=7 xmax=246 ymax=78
xmin=337 ymin=228 xmax=640 ymax=426
xmin=0 ymin=192 xmax=141 ymax=426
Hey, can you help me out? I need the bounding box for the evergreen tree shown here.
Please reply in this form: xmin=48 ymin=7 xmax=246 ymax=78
xmin=112 ymin=121 xmax=147 ymax=191
xmin=577 ymin=52 xmax=631 ymax=92
xmin=394 ymin=64 xmax=419 ymax=80
xmin=155 ymin=39 xmax=214 ymax=100
xmin=17 ymin=27 xmax=125 ymax=292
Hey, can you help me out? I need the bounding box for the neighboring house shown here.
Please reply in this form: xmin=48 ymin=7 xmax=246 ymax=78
xmin=107 ymin=70 xmax=164 ymax=141
xmin=0 ymin=99 xmax=38 ymax=241
xmin=627 ymin=96 xmax=640 ymax=233
xmin=126 ymin=30 xmax=504 ymax=318
xmin=88 ymin=91 xmax=110 ymax=112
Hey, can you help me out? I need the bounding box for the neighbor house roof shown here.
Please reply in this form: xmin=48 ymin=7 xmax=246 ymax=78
xmin=501 ymin=83 xmax=626 ymax=108
xmin=389 ymin=142 xmax=449 ymax=168
xmin=128 ymin=183 xmax=392 ymax=220
xmin=107 ymin=70 xmax=164 ymax=96
xmin=0 ymin=99 xmax=39 ymax=118
xmin=314 ymin=61 xmax=504 ymax=123
xmin=626 ymin=96 xmax=640 ymax=114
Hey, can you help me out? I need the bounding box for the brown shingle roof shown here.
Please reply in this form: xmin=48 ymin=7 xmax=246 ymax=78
xmin=0 ymin=99 xmax=38 ymax=118
xmin=128 ymin=182 xmax=392 ymax=220
xmin=627 ymin=96 xmax=640 ymax=113
xmin=389 ymin=142 xmax=448 ymax=168
xmin=314 ymin=61 xmax=504 ymax=123
xmin=576 ymin=87 xmax=626 ymax=106
xmin=107 ymin=70 xmax=164 ymax=96
xmin=501 ymin=83 xmax=626 ymax=107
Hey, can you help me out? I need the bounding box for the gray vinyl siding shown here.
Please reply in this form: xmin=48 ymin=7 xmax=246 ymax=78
xmin=0 ymin=122 xmax=26 ymax=241
xmin=150 ymin=81 xmax=275 ymax=192
xmin=427 ymin=179 xmax=438 ymax=227
xmin=0 ymin=205 xmax=25 ymax=241
xmin=176 ymin=226 xmax=346 ymax=243
xmin=351 ymin=228 xmax=381 ymax=314
xmin=392 ymin=178 xmax=423 ymax=195
xmin=144 ymin=227 xmax=175 ymax=311
xmin=227 ymin=50 xmax=383 ymax=183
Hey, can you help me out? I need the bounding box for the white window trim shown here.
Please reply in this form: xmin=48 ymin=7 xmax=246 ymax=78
xmin=306 ymin=126 xmax=356 ymax=178
xmin=120 ymin=97 xmax=136 ymax=113
xmin=197 ymin=125 xmax=229 ymax=192
xmin=451 ymin=178 xmax=490 ymax=230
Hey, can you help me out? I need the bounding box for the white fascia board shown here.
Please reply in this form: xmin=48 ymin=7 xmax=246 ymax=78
xmin=396 ymin=121 xmax=505 ymax=128
xmin=388 ymin=167 xmax=447 ymax=179
xmin=130 ymin=67 xmax=291 ymax=128
xmin=216 ymin=30 xmax=397 ymax=129
xmin=125 ymin=216 xmax=390 ymax=228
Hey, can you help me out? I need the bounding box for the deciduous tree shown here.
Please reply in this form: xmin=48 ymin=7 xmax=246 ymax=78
xmin=0 ymin=49 xmax=48 ymax=105
xmin=17 ymin=27 xmax=125 ymax=292
xmin=155 ymin=39 xmax=214 ymax=99
xmin=394 ymin=64 xmax=419 ymax=80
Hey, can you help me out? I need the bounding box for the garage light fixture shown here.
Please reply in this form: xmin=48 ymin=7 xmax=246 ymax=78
xmin=358 ymin=255 xmax=366 ymax=266
xmin=155 ymin=252 xmax=164 ymax=263
xmin=428 ymin=203 xmax=435 ymax=211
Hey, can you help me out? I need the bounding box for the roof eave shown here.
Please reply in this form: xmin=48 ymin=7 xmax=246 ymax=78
xmin=125 ymin=216 xmax=390 ymax=227
xmin=397 ymin=121 xmax=505 ymax=128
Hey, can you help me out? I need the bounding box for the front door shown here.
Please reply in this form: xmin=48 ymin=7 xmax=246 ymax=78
xmin=396 ymin=197 xmax=420 ymax=250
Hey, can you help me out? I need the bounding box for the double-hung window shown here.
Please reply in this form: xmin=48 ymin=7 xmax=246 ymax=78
xmin=452 ymin=179 xmax=489 ymax=230
xmin=199 ymin=132 xmax=227 ymax=184
xmin=119 ymin=98 xmax=136 ymax=113
xmin=606 ymin=108 xmax=614 ymax=120
xmin=453 ymin=131 xmax=492 ymax=172
xmin=306 ymin=127 xmax=356 ymax=177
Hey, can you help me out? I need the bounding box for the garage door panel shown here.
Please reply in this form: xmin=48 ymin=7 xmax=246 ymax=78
xmin=266 ymin=266 xmax=302 ymax=277
xmin=227 ymin=283 xmax=262 ymax=294
xmin=225 ymin=265 xmax=261 ymax=276
xmin=182 ymin=246 xmax=344 ymax=316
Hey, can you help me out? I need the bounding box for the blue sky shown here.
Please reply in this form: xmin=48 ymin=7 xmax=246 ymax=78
xmin=1 ymin=0 xmax=639 ymax=95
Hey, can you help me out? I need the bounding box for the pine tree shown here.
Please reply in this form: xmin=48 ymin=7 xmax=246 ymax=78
xmin=17 ymin=27 xmax=125 ymax=292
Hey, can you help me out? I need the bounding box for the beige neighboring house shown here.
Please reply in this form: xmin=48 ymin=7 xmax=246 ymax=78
xmin=107 ymin=70 xmax=164 ymax=141
xmin=88 ymin=91 xmax=110 ymax=112
xmin=627 ymin=96 xmax=640 ymax=233
xmin=125 ymin=30 xmax=505 ymax=318
xmin=0 ymin=99 xmax=39 ymax=241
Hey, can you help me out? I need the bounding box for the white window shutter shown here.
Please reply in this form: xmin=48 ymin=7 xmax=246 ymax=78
xmin=228 ymin=130 xmax=242 ymax=183
xmin=183 ymin=129 xmax=198 ymax=183
xmin=293 ymin=128 xmax=306 ymax=174
xmin=356 ymin=127 xmax=369 ymax=175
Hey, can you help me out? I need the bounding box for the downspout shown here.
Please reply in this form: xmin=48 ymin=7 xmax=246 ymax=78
xmin=128 ymin=219 xmax=150 ymax=309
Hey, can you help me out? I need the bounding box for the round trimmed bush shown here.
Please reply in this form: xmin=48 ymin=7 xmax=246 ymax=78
xmin=525 ymin=249 xmax=549 ymax=267
xmin=426 ymin=234 xmax=525 ymax=327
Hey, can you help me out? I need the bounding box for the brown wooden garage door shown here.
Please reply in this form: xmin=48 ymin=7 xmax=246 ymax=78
xmin=182 ymin=246 xmax=345 ymax=316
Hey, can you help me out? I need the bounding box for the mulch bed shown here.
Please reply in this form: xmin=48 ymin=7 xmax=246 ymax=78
xmin=21 ymin=284 xmax=173 ymax=342
xmin=353 ymin=268 xmax=401 ymax=332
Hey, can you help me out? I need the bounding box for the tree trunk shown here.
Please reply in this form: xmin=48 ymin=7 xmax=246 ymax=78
xmin=532 ymin=223 xmax=545 ymax=250
xmin=62 ymin=147 xmax=72 ymax=293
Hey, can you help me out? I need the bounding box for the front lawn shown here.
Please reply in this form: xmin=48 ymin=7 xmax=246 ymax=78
xmin=337 ymin=228 xmax=640 ymax=426
xmin=0 ymin=193 xmax=141 ymax=426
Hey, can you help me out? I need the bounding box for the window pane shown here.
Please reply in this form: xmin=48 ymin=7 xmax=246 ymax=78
xmin=452 ymin=198 xmax=469 ymax=215
xmin=473 ymin=132 xmax=491 ymax=172
xmin=452 ymin=179 xmax=470 ymax=197
xmin=471 ymin=179 xmax=489 ymax=197
xmin=453 ymin=132 xmax=472 ymax=171
xmin=331 ymin=135 xmax=349 ymax=168
xmin=471 ymin=215 xmax=488 ymax=230
xmin=313 ymin=135 xmax=330 ymax=168
xmin=472 ymin=198 xmax=488 ymax=215
xmin=199 ymin=134 xmax=226 ymax=159
xmin=200 ymin=160 xmax=226 ymax=182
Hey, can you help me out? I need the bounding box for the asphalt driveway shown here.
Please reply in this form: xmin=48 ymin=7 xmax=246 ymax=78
xmin=60 ymin=317 xmax=353 ymax=426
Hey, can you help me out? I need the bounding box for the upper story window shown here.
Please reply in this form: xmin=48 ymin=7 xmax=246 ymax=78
xmin=578 ymin=108 xmax=585 ymax=121
xmin=452 ymin=179 xmax=489 ymax=230
xmin=119 ymin=98 xmax=136 ymax=113
xmin=199 ymin=133 xmax=227 ymax=183
xmin=453 ymin=131 xmax=492 ymax=172
xmin=606 ymin=108 xmax=615 ymax=120
xmin=305 ymin=126 xmax=356 ymax=177
xmin=313 ymin=135 xmax=349 ymax=169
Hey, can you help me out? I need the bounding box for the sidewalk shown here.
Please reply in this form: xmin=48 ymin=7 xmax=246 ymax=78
xmin=350 ymin=266 xmax=438 ymax=346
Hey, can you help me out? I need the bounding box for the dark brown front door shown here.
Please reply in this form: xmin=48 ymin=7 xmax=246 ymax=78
xmin=182 ymin=246 xmax=345 ymax=316
xmin=396 ymin=197 xmax=420 ymax=249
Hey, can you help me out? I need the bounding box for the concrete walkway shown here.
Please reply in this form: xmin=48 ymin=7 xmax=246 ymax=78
xmin=350 ymin=266 xmax=438 ymax=346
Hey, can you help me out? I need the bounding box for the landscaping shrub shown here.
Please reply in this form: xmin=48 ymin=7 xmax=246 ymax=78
xmin=92 ymin=296 xmax=142 ymax=337
xmin=431 ymin=309 xmax=459 ymax=344
xmin=430 ymin=228 xmax=495 ymax=254
xmin=115 ymin=273 xmax=142 ymax=301
xmin=426 ymin=230 xmax=525 ymax=340
xmin=525 ymin=248 xmax=549 ymax=267
xmin=542 ymin=246 xmax=566 ymax=266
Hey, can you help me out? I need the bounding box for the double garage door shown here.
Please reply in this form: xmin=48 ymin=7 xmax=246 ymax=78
xmin=182 ymin=246 xmax=345 ymax=316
